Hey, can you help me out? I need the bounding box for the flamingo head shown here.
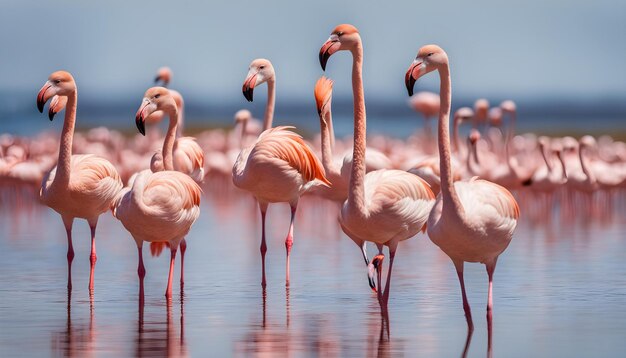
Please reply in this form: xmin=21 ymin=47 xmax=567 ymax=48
xmin=319 ymin=24 xmax=360 ymax=71
xmin=367 ymin=254 xmax=385 ymax=293
xmin=48 ymin=95 xmax=68 ymax=121
xmin=314 ymin=76 xmax=333 ymax=117
xmin=488 ymin=107 xmax=503 ymax=127
xmin=135 ymin=87 xmax=176 ymax=136
xmin=37 ymin=71 xmax=75 ymax=115
xmin=579 ymin=135 xmax=597 ymax=148
xmin=154 ymin=67 xmax=172 ymax=87
xmin=454 ymin=107 xmax=474 ymax=124
xmin=150 ymin=150 xmax=164 ymax=173
xmin=242 ymin=59 xmax=274 ymax=102
xmin=469 ymin=129 xmax=481 ymax=145
xmin=234 ymin=109 xmax=252 ymax=124
xmin=473 ymin=99 xmax=490 ymax=122
xmin=500 ymin=100 xmax=517 ymax=114
xmin=405 ymin=45 xmax=448 ymax=96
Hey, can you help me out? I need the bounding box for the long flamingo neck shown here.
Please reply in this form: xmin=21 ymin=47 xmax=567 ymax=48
xmin=452 ymin=115 xmax=460 ymax=154
xmin=579 ymin=147 xmax=594 ymax=182
xmin=263 ymin=79 xmax=275 ymax=130
xmin=239 ymin=119 xmax=248 ymax=150
xmin=55 ymin=90 xmax=77 ymax=185
xmin=319 ymin=110 xmax=338 ymax=175
xmin=162 ymin=108 xmax=178 ymax=171
xmin=437 ymin=65 xmax=463 ymax=215
xmin=176 ymin=99 xmax=185 ymax=137
xmin=348 ymin=42 xmax=367 ymax=216
xmin=540 ymin=145 xmax=553 ymax=172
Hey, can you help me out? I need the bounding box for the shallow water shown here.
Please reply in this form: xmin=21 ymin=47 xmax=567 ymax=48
xmin=1 ymin=185 xmax=626 ymax=357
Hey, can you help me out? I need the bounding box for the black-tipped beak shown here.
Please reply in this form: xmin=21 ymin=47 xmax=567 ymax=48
xmin=37 ymin=84 xmax=52 ymax=113
xmin=136 ymin=116 xmax=146 ymax=136
xmin=319 ymin=40 xmax=338 ymax=71
xmin=135 ymin=102 xmax=148 ymax=136
xmin=48 ymin=108 xmax=56 ymax=121
xmin=242 ymin=73 xmax=257 ymax=102
xmin=368 ymin=271 xmax=377 ymax=292
xmin=405 ymin=63 xmax=420 ymax=97
xmin=154 ymin=75 xmax=161 ymax=84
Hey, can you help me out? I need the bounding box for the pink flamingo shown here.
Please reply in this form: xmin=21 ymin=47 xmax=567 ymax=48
xmin=406 ymin=45 xmax=520 ymax=330
xmin=313 ymin=76 xmax=393 ymax=203
xmin=114 ymin=87 xmax=201 ymax=299
xmin=320 ymin=24 xmax=435 ymax=305
xmin=36 ymin=71 xmax=123 ymax=292
xmin=235 ymin=59 xmax=331 ymax=287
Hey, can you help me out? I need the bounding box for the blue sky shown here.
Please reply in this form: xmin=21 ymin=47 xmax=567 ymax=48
xmin=1 ymin=0 xmax=625 ymax=103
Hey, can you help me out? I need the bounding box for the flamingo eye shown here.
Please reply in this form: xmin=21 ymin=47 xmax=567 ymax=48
xmin=259 ymin=65 xmax=265 ymax=69
xmin=427 ymin=53 xmax=434 ymax=57
xmin=54 ymin=79 xmax=61 ymax=84
xmin=337 ymin=31 xmax=343 ymax=36
xmin=154 ymin=94 xmax=161 ymax=99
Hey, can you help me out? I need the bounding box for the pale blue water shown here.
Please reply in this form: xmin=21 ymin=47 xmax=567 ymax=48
xmin=1 ymin=186 xmax=626 ymax=357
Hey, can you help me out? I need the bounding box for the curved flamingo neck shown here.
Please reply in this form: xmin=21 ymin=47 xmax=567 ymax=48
xmin=54 ymin=90 xmax=77 ymax=186
xmin=347 ymin=41 xmax=367 ymax=216
xmin=452 ymin=115 xmax=461 ymax=154
xmin=540 ymin=145 xmax=553 ymax=172
xmin=263 ymin=79 xmax=275 ymax=130
xmin=319 ymin=109 xmax=339 ymax=176
xmin=437 ymin=65 xmax=463 ymax=215
xmin=239 ymin=119 xmax=248 ymax=150
xmin=579 ymin=146 xmax=595 ymax=183
xmin=162 ymin=108 xmax=179 ymax=171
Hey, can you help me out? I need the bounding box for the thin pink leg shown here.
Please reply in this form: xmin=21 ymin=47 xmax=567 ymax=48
xmin=165 ymin=244 xmax=178 ymax=299
xmin=454 ymin=260 xmax=474 ymax=332
xmin=285 ymin=204 xmax=297 ymax=287
xmin=179 ymin=238 xmax=187 ymax=286
xmin=63 ymin=217 xmax=74 ymax=291
xmin=486 ymin=259 xmax=497 ymax=312
xmin=137 ymin=244 xmax=146 ymax=303
xmin=382 ymin=243 xmax=398 ymax=307
xmin=88 ymin=221 xmax=98 ymax=292
xmin=259 ymin=202 xmax=268 ymax=288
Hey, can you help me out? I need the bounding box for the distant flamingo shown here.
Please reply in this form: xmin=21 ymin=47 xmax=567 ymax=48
xmin=114 ymin=87 xmax=201 ymax=299
xmin=235 ymin=59 xmax=331 ymax=287
xmin=36 ymin=71 xmax=123 ymax=292
xmin=473 ymin=98 xmax=489 ymax=130
xmin=320 ymin=24 xmax=435 ymax=305
xmin=406 ymin=45 xmax=520 ymax=330
xmin=408 ymin=91 xmax=439 ymax=152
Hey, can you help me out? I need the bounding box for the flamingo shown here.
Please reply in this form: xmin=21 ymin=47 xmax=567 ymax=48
xmin=320 ymin=24 xmax=435 ymax=306
xmin=36 ymin=71 xmax=123 ymax=292
xmin=114 ymin=87 xmax=201 ymax=299
xmin=408 ymin=91 xmax=440 ymax=152
xmin=405 ymin=45 xmax=520 ymax=330
xmin=234 ymin=59 xmax=331 ymax=287
xmin=313 ymin=76 xmax=393 ymax=203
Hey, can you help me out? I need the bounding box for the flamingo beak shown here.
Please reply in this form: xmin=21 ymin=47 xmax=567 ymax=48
xmin=36 ymin=82 xmax=53 ymax=113
xmin=405 ymin=61 xmax=423 ymax=97
xmin=371 ymin=254 xmax=385 ymax=292
xmin=242 ymin=72 xmax=257 ymax=102
xmin=367 ymin=263 xmax=377 ymax=292
xmin=154 ymin=75 xmax=162 ymax=84
xmin=135 ymin=100 xmax=151 ymax=136
xmin=319 ymin=39 xmax=339 ymax=71
xmin=48 ymin=95 xmax=67 ymax=121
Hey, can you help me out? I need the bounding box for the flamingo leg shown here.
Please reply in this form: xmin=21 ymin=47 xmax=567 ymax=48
xmin=259 ymin=201 xmax=268 ymax=289
xmin=137 ymin=242 xmax=145 ymax=303
xmin=88 ymin=219 xmax=98 ymax=292
xmin=179 ymin=238 xmax=187 ymax=286
xmin=454 ymin=260 xmax=474 ymax=332
xmin=382 ymin=242 xmax=398 ymax=307
xmin=165 ymin=244 xmax=178 ymax=299
xmin=486 ymin=258 xmax=498 ymax=312
xmin=285 ymin=203 xmax=297 ymax=286
xmin=63 ymin=217 xmax=75 ymax=291
xmin=375 ymin=258 xmax=384 ymax=307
